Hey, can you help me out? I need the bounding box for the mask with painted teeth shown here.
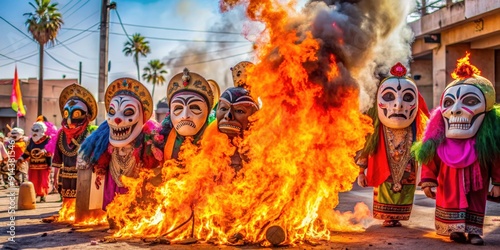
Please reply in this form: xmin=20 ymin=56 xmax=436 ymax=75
xmin=441 ymin=84 xmax=486 ymax=139
xmin=107 ymin=94 xmax=143 ymax=147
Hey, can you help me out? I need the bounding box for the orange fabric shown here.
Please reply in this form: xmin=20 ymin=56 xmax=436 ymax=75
xmin=163 ymin=129 xmax=177 ymax=160
xmin=366 ymin=125 xmax=390 ymax=187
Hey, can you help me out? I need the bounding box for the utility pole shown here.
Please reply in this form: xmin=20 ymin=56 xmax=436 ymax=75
xmin=96 ymin=0 xmax=115 ymax=125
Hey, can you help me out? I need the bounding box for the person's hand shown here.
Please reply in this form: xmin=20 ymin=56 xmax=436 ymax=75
xmin=357 ymin=173 xmax=367 ymax=187
xmin=422 ymin=186 xmax=436 ymax=199
xmin=95 ymin=175 xmax=104 ymax=190
xmin=489 ymin=185 xmax=500 ymax=197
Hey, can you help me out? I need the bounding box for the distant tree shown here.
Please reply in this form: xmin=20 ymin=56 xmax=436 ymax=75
xmin=25 ymin=0 xmax=63 ymax=115
xmin=142 ymin=59 xmax=168 ymax=104
xmin=123 ymin=33 xmax=151 ymax=80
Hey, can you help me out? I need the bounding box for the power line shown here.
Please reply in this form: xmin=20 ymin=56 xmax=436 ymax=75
xmin=55 ymin=38 xmax=95 ymax=59
xmin=64 ymin=0 xmax=91 ymax=22
xmin=0 ymin=16 xmax=33 ymax=40
xmin=113 ymin=9 xmax=131 ymax=40
xmin=109 ymin=32 xmax=250 ymax=43
xmin=60 ymin=0 xmax=78 ymax=11
xmin=164 ymin=44 xmax=251 ymax=61
xmin=45 ymin=51 xmax=97 ymax=75
xmin=109 ymin=22 xmax=243 ymax=35
xmin=0 ymin=22 xmax=100 ymax=67
xmin=0 ymin=52 xmax=97 ymax=79
xmin=172 ymin=51 xmax=253 ymax=68
xmin=60 ymin=0 xmax=76 ymax=10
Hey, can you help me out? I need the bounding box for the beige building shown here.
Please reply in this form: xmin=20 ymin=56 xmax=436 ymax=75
xmin=0 ymin=78 xmax=79 ymax=135
xmin=410 ymin=0 xmax=500 ymax=108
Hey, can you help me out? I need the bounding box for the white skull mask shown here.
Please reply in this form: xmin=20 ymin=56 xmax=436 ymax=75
xmin=10 ymin=128 xmax=24 ymax=141
xmin=31 ymin=122 xmax=47 ymax=143
xmin=107 ymin=94 xmax=144 ymax=147
xmin=377 ymin=78 xmax=418 ymax=129
xmin=170 ymin=92 xmax=209 ymax=136
xmin=441 ymin=85 xmax=486 ymax=139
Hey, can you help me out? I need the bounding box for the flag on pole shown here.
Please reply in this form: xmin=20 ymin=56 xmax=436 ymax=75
xmin=11 ymin=66 xmax=26 ymax=117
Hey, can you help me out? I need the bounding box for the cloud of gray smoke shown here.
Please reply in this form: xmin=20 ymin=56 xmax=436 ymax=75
xmin=300 ymin=0 xmax=415 ymax=111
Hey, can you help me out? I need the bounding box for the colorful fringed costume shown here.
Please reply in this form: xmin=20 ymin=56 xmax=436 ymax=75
xmin=79 ymin=78 xmax=163 ymax=211
xmin=412 ymin=53 xmax=500 ymax=244
xmin=357 ymin=63 xmax=429 ymax=225
xmin=53 ymin=84 xmax=98 ymax=221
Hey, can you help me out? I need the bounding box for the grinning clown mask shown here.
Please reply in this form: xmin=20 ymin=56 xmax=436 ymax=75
xmin=377 ymin=77 xmax=418 ymax=129
xmin=170 ymin=91 xmax=209 ymax=136
xmin=62 ymin=99 xmax=90 ymax=129
xmin=31 ymin=122 xmax=47 ymax=143
xmin=107 ymin=94 xmax=144 ymax=147
xmin=216 ymin=87 xmax=258 ymax=138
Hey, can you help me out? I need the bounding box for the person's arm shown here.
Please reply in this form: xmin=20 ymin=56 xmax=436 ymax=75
xmin=489 ymin=156 xmax=500 ymax=197
xmin=356 ymin=156 xmax=368 ymax=187
xmin=420 ymin=155 xmax=441 ymax=199
xmin=19 ymin=141 xmax=32 ymax=161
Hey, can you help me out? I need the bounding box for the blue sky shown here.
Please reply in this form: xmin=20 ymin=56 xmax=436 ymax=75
xmin=0 ymin=0 xmax=258 ymax=103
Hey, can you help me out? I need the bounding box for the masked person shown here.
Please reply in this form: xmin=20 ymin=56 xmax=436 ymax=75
xmin=413 ymin=53 xmax=500 ymax=245
xmin=18 ymin=122 xmax=52 ymax=202
xmin=160 ymin=68 xmax=217 ymax=161
xmin=53 ymin=84 xmax=97 ymax=219
xmin=208 ymin=61 xmax=259 ymax=171
xmin=7 ymin=128 xmax=28 ymax=185
xmin=35 ymin=116 xmax=58 ymax=194
xmin=79 ymin=78 xmax=163 ymax=215
xmin=357 ymin=63 xmax=429 ymax=227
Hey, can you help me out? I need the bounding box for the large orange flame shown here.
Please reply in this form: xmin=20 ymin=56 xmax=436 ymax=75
xmin=105 ymin=0 xmax=373 ymax=245
xmin=56 ymin=198 xmax=107 ymax=225
xmin=57 ymin=198 xmax=75 ymax=222
xmin=451 ymin=51 xmax=481 ymax=80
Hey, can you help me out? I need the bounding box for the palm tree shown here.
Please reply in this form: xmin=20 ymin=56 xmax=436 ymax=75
xmin=123 ymin=33 xmax=151 ymax=80
xmin=142 ymin=59 xmax=168 ymax=104
xmin=25 ymin=0 xmax=63 ymax=115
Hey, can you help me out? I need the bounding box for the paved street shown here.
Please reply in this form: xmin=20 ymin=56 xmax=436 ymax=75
xmin=1 ymin=183 xmax=499 ymax=250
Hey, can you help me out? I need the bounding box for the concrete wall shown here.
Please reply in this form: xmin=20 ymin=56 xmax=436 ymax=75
xmin=410 ymin=58 xmax=434 ymax=110
xmin=410 ymin=0 xmax=500 ymax=108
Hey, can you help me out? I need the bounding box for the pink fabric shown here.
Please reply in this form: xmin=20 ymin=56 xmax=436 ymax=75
xmin=102 ymin=171 xmax=128 ymax=211
xmin=437 ymin=138 xmax=482 ymax=208
xmin=43 ymin=121 xmax=58 ymax=155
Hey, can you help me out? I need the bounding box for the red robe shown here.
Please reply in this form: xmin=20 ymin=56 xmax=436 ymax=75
xmin=421 ymin=155 xmax=500 ymax=235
